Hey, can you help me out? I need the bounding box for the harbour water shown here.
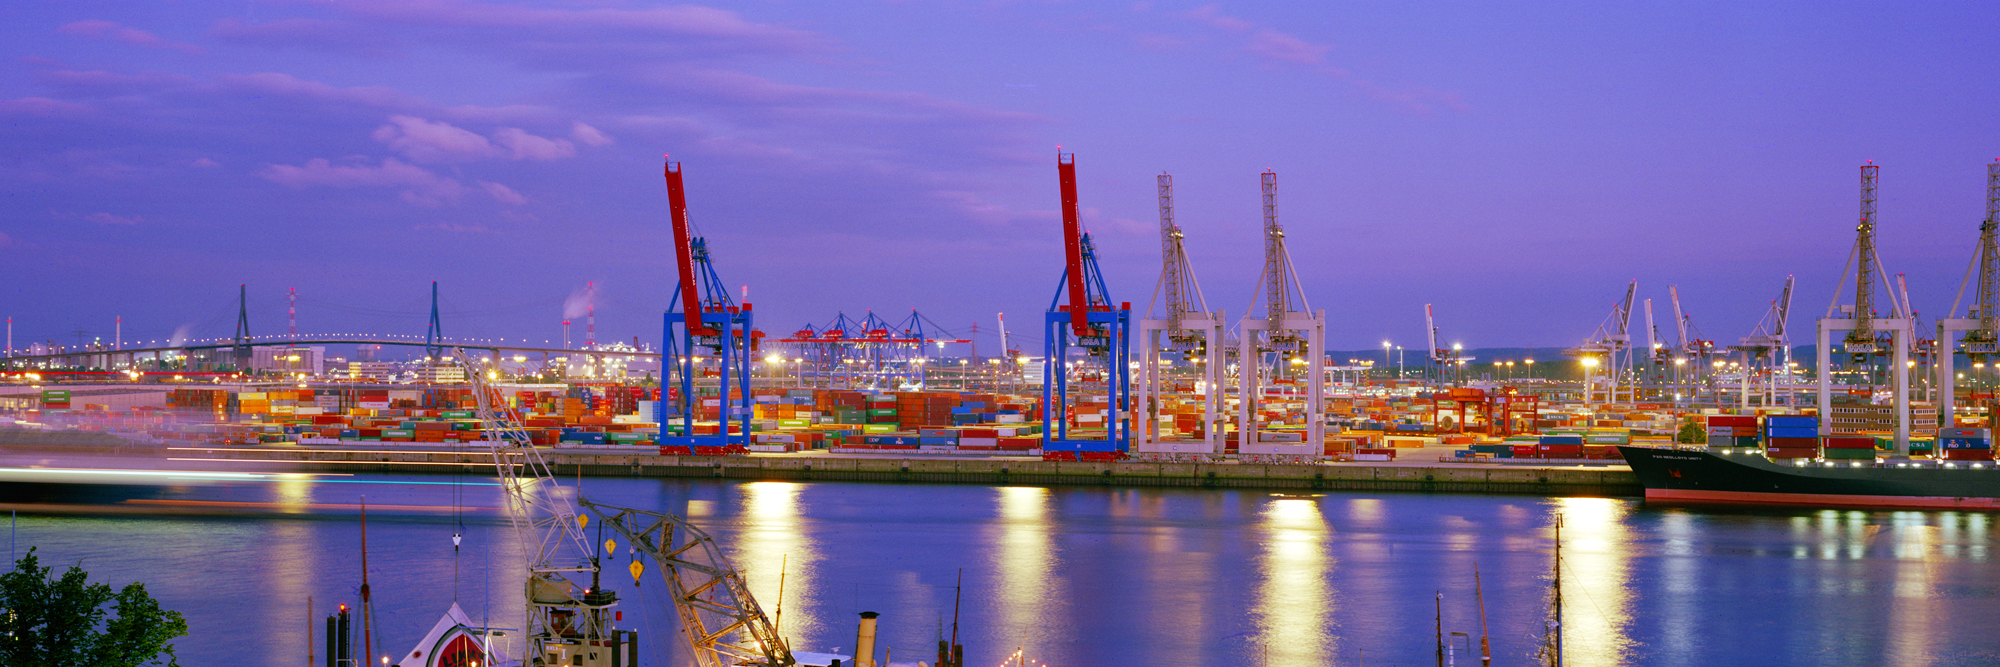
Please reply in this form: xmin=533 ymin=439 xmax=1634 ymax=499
xmin=8 ymin=474 xmax=1997 ymax=666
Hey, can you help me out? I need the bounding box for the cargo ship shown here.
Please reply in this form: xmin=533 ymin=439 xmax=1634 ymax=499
xmin=1617 ymin=445 xmax=2000 ymax=509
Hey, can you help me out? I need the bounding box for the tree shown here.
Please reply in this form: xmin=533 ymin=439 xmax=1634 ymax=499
xmin=0 ymin=547 xmax=188 ymax=667
xmin=1676 ymin=416 xmax=1708 ymax=444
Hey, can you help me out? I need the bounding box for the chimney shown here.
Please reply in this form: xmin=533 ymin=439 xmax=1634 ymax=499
xmin=854 ymin=611 xmax=880 ymax=667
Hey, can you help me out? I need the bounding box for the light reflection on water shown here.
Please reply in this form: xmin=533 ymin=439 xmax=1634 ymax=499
xmin=1254 ymin=498 xmax=1330 ymax=665
xmin=1553 ymin=497 xmax=1633 ymax=667
xmin=7 ymin=475 xmax=2000 ymax=667
xmin=737 ymin=482 xmax=816 ymax=641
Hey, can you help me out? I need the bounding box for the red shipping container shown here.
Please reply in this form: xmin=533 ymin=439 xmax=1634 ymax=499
xmin=1767 ymin=436 xmax=1818 ymax=448
xmin=1512 ymin=444 xmax=1539 ymax=458
xmin=1941 ymin=449 xmax=1996 ymax=461
xmin=1538 ymin=444 xmax=1584 ymax=457
xmin=1708 ymin=415 xmax=1757 ymax=427
xmin=1823 ymin=437 xmax=1875 ymax=449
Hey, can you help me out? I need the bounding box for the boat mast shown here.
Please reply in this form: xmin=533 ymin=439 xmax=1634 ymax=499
xmin=1475 ymin=564 xmax=1492 ymax=667
xmin=1554 ymin=513 xmax=1565 ymax=667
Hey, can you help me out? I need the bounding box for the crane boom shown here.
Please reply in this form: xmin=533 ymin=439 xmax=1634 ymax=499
xmin=1644 ymin=299 xmax=1658 ymax=352
xmin=1426 ymin=304 xmax=1442 ymax=362
xmin=666 ymin=161 xmax=713 ymax=335
xmin=1669 ymin=286 xmax=1689 ymax=351
xmin=1058 ymin=152 xmax=1089 ymax=336
xmin=579 ymin=500 xmax=795 ymax=667
xmin=456 ymin=348 xmax=617 ymax=667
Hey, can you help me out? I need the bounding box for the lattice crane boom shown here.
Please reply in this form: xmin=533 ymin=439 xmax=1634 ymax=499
xmin=1974 ymin=161 xmax=2000 ymax=345
xmin=1849 ymin=164 xmax=1881 ymax=351
xmin=456 ymin=347 xmax=616 ymax=667
xmin=578 ymin=500 xmax=795 ymax=667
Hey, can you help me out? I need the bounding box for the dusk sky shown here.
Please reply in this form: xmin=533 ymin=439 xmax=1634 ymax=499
xmin=5 ymin=1 xmax=2000 ymax=357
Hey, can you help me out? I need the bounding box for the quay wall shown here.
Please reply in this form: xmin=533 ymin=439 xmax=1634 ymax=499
xmin=166 ymin=445 xmax=1642 ymax=496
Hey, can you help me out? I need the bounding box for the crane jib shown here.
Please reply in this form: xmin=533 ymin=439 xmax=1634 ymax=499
xmin=666 ymin=161 xmax=715 ymax=336
xmin=1058 ymin=153 xmax=1090 ymax=336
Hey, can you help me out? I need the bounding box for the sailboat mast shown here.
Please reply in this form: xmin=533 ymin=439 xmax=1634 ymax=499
xmin=1475 ymin=564 xmax=1492 ymax=667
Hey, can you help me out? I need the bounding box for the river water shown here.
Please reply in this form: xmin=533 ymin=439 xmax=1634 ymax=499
xmin=7 ymin=473 xmax=1997 ymax=667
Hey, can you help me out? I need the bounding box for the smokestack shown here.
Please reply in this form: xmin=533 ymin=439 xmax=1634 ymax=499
xmin=854 ymin=611 xmax=880 ymax=667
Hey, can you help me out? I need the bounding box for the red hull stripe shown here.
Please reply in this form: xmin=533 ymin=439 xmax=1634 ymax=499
xmin=1648 ymin=488 xmax=2000 ymax=509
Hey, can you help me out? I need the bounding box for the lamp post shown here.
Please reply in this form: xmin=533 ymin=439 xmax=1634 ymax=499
xmin=1382 ymin=341 xmax=1392 ymax=380
xmin=1397 ymin=345 xmax=1404 ymax=381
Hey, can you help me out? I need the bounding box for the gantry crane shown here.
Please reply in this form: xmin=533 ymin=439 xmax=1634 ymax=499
xmin=1425 ymin=304 xmax=1463 ymax=385
xmin=1136 ymin=172 xmax=1227 ymax=457
xmin=1731 ymin=276 xmax=1795 ymax=408
xmin=1817 ymin=163 xmax=1914 ymax=453
xmin=1937 ymin=160 xmax=2000 ymax=425
xmin=1236 ymin=170 xmax=1326 ymax=457
xmin=1564 ymin=281 xmax=1636 ymax=406
xmin=661 ymin=160 xmax=758 ymax=449
xmin=1668 ymin=285 xmax=1717 ymax=404
xmin=1041 ymin=151 xmax=1133 ymax=459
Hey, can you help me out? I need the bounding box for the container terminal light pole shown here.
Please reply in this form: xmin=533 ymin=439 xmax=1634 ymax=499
xmin=660 ymin=159 xmax=757 ymax=450
xmin=1041 ymin=151 xmax=1133 ymax=460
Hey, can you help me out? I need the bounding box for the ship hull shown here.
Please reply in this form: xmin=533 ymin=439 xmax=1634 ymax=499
xmin=1617 ymin=446 xmax=2000 ymax=510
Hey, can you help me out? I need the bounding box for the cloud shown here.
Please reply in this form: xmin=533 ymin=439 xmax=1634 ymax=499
xmin=492 ymin=127 xmax=575 ymax=160
xmin=208 ymin=17 xmax=401 ymax=56
xmin=0 ymin=232 xmax=12 ymax=247
xmin=190 ymin=158 xmax=221 ymax=168
xmin=320 ymin=0 xmax=825 ymax=53
xmin=1179 ymin=6 xmax=1255 ymax=33
xmin=415 ymin=222 xmax=494 ymax=234
xmin=1245 ymin=29 xmax=1331 ymax=66
xmin=219 ymin=72 xmax=427 ymax=111
xmin=83 ymin=212 xmax=144 ymax=225
xmin=0 ymin=97 xmax=92 ymax=117
xmin=1169 ymin=6 xmax=1465 ymax=115
xmin=259 ymin=157 xmax=467 ymax=206
xmin=479 ymin=180 xmax=527 ymax=205
xmin=570 ymin=122 xmax=612 ymax=147
xmin=57 ymin=20 xmax=204 ymax=55
xmin=372 ymin=115 xmax=496 ymax=162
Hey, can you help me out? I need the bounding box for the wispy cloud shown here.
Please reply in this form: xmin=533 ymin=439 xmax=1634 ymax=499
xmin=1169 ymin=5 xmax=1465 ymax=115
xmin=260 ymin=157 xmax=468 ymax=206
xmin=57 ymin=20 xmax=204 ymax=55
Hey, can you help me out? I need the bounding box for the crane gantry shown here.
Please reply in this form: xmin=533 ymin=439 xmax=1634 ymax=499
xmin=1041 ymin=151 xmax=1133 ymax=459
xmin=1565 ymin=280 xmax=1636 ymax=406
xmin=1135 ymin=172 xmax=1227 ymax=458
xmin=1236 ymin=170 xmax=1325 ymax=458
xmin=661 ymin=160 xmax=757 ymax=451
xmin=1937 ymin=160 xmax=2000 ymax=427
xmin=1817 ymin=162 xmax=1914 ymax=454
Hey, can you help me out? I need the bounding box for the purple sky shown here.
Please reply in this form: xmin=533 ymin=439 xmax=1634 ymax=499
xmin=5 ymin=1 xmax=2000 ymax=356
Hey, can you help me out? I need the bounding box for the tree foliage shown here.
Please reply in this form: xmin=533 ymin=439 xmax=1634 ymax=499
xmin=0 ymin=547 xmax=187 ymax=667
xmin=1676 ymin=416 xmax=1708 ymax=444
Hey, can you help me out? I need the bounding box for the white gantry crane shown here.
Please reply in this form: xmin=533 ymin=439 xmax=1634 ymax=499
xmin=1136 ymin=172 xmax=1228 ymax=458
xmin=1816 ymin=163 xmax=1914 ymax=454
xmin=1565 ymin=280 xmax=1637 ymax=406
xmin=1425 ymin=304 xmax=1464 ymax=385
xmin=1937 ymin=160 xmax=2000 ymax=427
xmin=1667 ymin=285 xmax=1717 ymax=404
xmin=1731 ymin=276 xmax=1796 ymax=408
xmin=1237 ymin=170 xmax=1326 ymax=459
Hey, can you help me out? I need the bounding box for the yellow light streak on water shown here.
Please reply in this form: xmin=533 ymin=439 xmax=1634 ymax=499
xmin=738 ymin=482 xmax=817 ymax=641
xmin=1552 ymin=497 xmax=1632 ymax=667
xmin=988 ymin=486 xmax=1065 ymax=655
xmin=1254 ymin=497 xmax=1329 ymax=665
